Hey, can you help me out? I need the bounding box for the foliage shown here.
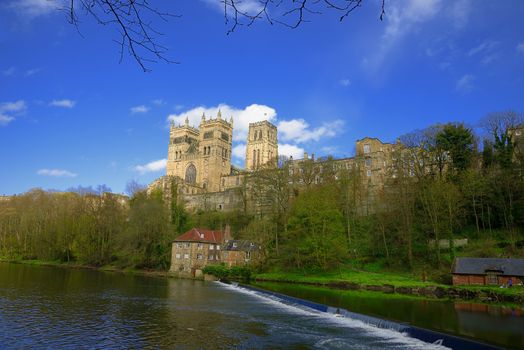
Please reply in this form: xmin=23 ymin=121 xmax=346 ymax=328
xmin=203 ymin=264 xmax=252 ymax=282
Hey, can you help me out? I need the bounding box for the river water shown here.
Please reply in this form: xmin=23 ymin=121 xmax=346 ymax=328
xmin=0 ymin=263 xmax=521 ymax=349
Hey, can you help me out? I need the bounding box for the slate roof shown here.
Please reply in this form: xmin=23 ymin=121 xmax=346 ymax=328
xmin=452 ymin=257 xmax=524 ymax=276
xmin=223 ymin=240 xmax=260 ymax=252
xmin=174 ymin=228 xmax=223 ymax=244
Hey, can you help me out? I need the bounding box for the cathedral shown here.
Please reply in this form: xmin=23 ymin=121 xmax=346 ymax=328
xmin=165 ymin=110 xmax=278 ymax=193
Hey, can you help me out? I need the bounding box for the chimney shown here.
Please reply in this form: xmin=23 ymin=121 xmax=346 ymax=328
xmin=223 ymin=224 xmax=232 ymax=243
xmin=304 ymin=152 xmax=308 ymax=160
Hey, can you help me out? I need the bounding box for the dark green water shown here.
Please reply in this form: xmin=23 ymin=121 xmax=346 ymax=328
xmin=0 ymin=263 xmax=522 ymax=349
xmin=252 ymin=281 xmax=524 ymax=349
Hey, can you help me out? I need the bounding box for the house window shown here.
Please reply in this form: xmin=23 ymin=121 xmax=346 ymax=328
xmin=197 ymin=254 xmax=203 ymax=260
xmin=486 ymin=272 xmax=499 ymax=285
xmin=184 ymin=253 xmax=189 ymax=259
xmin=210 ymin=245 xmax=214 ymax=250
xmin=197 ymin=243 xmax=203 ymax=250
xmin=366 ymin=170 xmax=372 ymax=177
xmin=216 ymin=245 xmax=220 ymax=250
xmin=175 ymin=253 xmax=181 ymax=259
xmin=177 ymin=243 xmax=182 ymax=248
xmin=364 ymin=144 xmax=370 ymax=154
xmin=185 ymin=243 xmax=190 ymax=248
xmin=209 ymin=255 xmax=214 ymax=260
xmin=232 ymin=242 xmax=237 ymax=248
xmin=246 ymin=251 xmax=251 ymax=260
xmin=223 ymin=252 xmax=228 ymax=258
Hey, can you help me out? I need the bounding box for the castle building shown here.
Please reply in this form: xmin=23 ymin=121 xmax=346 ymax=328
xmin=166 ymin=110 xmax=235 ymax=193
xmin=157 ymin=112 xmax=279 ymax=201
xmin=245 ymin=121 xmax=278 ymax=170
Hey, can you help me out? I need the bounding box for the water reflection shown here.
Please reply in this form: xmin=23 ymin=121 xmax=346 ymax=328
xmin=252 ymin=281 xmax=524 ymax=349
xmin=0 ymin=263 xmax=512 ymax=349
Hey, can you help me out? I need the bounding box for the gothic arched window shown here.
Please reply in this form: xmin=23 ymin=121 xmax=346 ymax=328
xmin=185 ymin=164 xmax=197 ymax=184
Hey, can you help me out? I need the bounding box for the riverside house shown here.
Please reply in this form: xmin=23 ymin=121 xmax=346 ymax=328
xmin=222 ymin=240 xmax=261 ymax=267
xmin=452 ymin=257 xmax=524 ymax=286
xmin=170 ymin=227 xmax=231 ymax=277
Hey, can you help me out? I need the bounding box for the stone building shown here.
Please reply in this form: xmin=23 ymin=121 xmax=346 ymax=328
xmin=166 ymin=111 xmax=234 ymax=193
xmin=170 ymin=227 xmax=231 ymax=277
xmin=222 ymin=240 xmax=261 ymax=267
xmin=245 ymin=120 xmax=278 ymax=170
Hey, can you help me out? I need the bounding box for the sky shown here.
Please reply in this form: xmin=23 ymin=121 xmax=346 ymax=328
xmin=1 ymin=0 xmax=524 ymax=195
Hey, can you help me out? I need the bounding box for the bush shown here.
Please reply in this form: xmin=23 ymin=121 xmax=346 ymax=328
xmin=203 ymin=264 xmax=252 ymax=282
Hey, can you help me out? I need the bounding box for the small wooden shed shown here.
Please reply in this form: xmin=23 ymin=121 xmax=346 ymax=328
xmin=451 ymin=257 xmax=524 ymax=286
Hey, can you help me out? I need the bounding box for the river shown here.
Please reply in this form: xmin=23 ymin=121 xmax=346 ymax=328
xmin=0 ymin=263 xmax=522 ymax=349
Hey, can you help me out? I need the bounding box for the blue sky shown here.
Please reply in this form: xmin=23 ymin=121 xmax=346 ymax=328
xmin=1 ymin=0 xmax=524 ymax=195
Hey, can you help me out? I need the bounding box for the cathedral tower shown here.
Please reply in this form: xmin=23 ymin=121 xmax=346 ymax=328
xmin=245 ymin=121 xmax=278 ymax=170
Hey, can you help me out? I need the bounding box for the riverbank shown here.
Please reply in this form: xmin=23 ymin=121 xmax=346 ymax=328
xmin=254 ymin=269 xmax=524 ymax=305
xmin=3 ymin=258 xmax=523 ymax=306
xmin=0 ymin=258 xmax=172 ymax=279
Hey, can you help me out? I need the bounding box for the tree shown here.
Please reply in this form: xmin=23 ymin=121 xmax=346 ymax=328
xmin=436 ymin=123 xmax=475 ymax=178
xmin=63 ymin=0 xmax=385 ymax=71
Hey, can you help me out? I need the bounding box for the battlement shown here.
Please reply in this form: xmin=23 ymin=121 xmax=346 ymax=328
xmin=249 ymin=120 xmax=277 ymax=129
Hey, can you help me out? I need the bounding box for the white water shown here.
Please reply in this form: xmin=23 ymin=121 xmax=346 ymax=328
xmin=217 ymin=282 xmax=451 ymax=350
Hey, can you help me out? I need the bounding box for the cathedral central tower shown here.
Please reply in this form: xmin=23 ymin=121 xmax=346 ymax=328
xmin=245 ymin=121 xmax=278 ymax=170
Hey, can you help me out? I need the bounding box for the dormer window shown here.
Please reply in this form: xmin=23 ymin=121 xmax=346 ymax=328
xmin=200 ymin=233 xmax=204 ymax=239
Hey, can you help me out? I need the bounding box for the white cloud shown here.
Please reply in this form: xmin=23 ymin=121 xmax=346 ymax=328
xmin=37 ymin=168 xmax=77 ymax=177
xmin=151 ymin=99 xmax=164 ymax=106
xmin=1 ymin=100 xmax=26 ymax=112
xmin=202 ymin=0 xmax=263 ymax=15
xmin=25 ymin=68 xmax=41 ymax=76
xmin=278 ymin=144 xmax=305 ymax=159
xmin=167 ymin=103 xmax=276 ymax=142
xmin=8 ymin=0 xmax=64 ymax=19
xmin=133 ymin=159 xmax=167 ymax=174
xmin=50 ymin=99 xmax=76 ymax=108
xmin=339 ymin=79 xmax=351 ymax=87
xmin=0 ymin=114 xmax=15 ymax=125
xmin=448 ymin=0 xmax=471 ymax=29
xmin=232 ymin=143 xmax=246 ymax=159
xmin=517 ymin=43 xmax=524 ymax=55
xmin=468 ymin=40 xmax=499 ymax=58
xmin=278 ymin=119 xmax=344 ymax=144
xmin=367 ymin=0 xmax=442 ymax=71
xmin=0 ymin=100 xmax=26 ymax=126
xmin=456 ymin=74 xmax=474 ymax=93
xmin=467 ymin=40 xmax=499 ymax=64
xmin=2 ymin=67 xmax=16 ymax=76
xmin=131 ymin=105 xmax=149 ymax=114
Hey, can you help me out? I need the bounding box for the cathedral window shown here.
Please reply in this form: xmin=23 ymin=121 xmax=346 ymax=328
xmin=257 ymin=149 xmax=261 ymax=166
xmin=185 ymin=164 xmax=197 ymax=184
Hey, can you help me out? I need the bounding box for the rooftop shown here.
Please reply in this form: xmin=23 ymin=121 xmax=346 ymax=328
xmin=452 ymin=257 xmax=524 ymax=276
xmin=174 ymin=228 xmax=224 ymax=243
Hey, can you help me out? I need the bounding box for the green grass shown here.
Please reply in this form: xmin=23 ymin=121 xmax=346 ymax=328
xmin=254 ymin=267 xmax=524 ymax=298
xmin=255 ymin=268 xmax=435 ymax=288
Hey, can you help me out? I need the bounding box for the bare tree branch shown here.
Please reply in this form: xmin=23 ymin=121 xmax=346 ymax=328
xmin=222 ymin=0 xmax=386 ymax=33
xmin=65 ymin=0 xmax=179 ymax=72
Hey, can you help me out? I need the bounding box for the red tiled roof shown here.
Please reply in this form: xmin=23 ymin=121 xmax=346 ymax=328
xmin=174 ymin=228 xmax=223 ymax=243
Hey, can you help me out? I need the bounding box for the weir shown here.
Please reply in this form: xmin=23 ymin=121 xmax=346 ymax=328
xmin=229 ymin=283 xmax=505 ymax=350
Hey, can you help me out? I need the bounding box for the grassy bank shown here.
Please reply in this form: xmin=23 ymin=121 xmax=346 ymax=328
xmin=0 ymin=258 xmax=171 ymax=278
xmin=254 ymin=268 xmax=524 ymax=304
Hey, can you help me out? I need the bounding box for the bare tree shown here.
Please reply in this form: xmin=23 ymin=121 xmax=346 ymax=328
xmin=65 ymin=0 xmax=179 ymax=71
xmin=63 ymin=0 xmax=385 ymax=71
xmin=223 ymin=0 xmax=386 ymax=32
